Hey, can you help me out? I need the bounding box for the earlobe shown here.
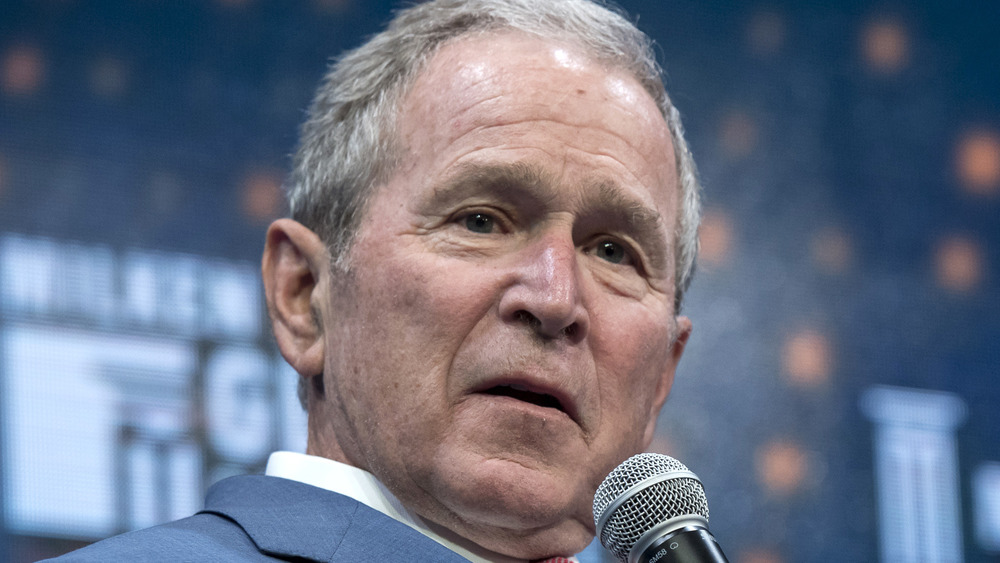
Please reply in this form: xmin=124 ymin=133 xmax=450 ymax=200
xmin=262 ymin=218 xmax=328 ymax=379
xmin=641 ymin=316 xmax=692 ymax=448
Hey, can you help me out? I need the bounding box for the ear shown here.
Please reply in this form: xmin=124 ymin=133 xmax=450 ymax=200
xmin=262 ymin=218 xmax=328 ymax=379
xmin=640 ymin=316 xmax=692 ymax=448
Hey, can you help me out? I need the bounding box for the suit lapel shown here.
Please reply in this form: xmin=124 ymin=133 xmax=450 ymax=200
xmin=199 ymin=474 xmax=471 ymax=562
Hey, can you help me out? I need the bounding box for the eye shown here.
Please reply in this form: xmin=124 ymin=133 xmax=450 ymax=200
xmin=593 ymin=240 xmax=633 ymax=266
xmin=464 ymin=213 xmax=496 ymax=234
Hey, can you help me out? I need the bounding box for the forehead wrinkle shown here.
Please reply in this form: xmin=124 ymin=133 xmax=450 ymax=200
xmin=583 ymin=179 xmax=670 ymax=274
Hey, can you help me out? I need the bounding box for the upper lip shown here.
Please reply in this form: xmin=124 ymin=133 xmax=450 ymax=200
xmin=471 ymin=374 xmax=582 ymax=425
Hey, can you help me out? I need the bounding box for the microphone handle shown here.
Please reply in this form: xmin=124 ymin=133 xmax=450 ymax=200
xmin=635 ymin=526 xmax=729 ymax=563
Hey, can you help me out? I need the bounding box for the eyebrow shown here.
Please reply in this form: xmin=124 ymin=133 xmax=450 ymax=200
xmin=583 ymin=179 xmax=670 ymax=274
xmin=430 ymin=161 xmax=671 ymax=273
xmin=428 ymin=161 xmax=558 ymax=209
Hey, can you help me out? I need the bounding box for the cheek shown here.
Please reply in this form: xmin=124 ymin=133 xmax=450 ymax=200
xmin=592 ymin=310 xmax=673 ymax=421
xmin=368 ymin=250 xmax=500 ymax=323
xmin=346 ymin=249 xmax=501 ymax=384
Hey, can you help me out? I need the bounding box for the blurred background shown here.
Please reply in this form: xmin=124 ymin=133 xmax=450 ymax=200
xmin=1 ymin=0 xmax=997 ymax=561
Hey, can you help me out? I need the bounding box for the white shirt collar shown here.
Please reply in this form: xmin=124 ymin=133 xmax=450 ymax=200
xmin=265 ymin=451 xmax=578 ymax=563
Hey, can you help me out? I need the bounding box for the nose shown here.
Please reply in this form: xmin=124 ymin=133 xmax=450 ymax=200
xmin=498 ymin=233 xmax=589 ymax=342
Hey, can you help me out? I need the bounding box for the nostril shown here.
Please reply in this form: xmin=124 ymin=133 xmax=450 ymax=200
xmin=514 ymin=310 xmax=540 ymax=328
xmin=514 ymin=309 xmax=581 ymax=340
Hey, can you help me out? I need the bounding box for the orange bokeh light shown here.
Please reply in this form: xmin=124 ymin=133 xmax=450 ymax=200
xmin=747 ymin=10 xmax=786 ymax=56
xmin=956 ymin=130 xmax=1000 ymax=195
xmin=739 ymin=548 xmax=785 ymax=563
xmin=811 ymin=228 xmax=853 ymax=273
xmin=783 ymin=329 xmax=832 ymax=387
xmin=698 ymin=209 xmax=733 ymax=266
xmin=757 ymin=440 xmax=808 ymax=495
xmin=861 ymin=19 xmax=909 ymax=73
xmin=3 ymin=45 xmax=45 ymax=96
xmin=935 ymin=235 xmax=984 ymax=293
xmin=241 ymin=169 xmax=284 ymax=222
xmin=719 ymin=111 xmax=758 ymax=159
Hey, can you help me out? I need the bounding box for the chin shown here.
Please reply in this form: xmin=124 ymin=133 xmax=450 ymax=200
xmin=470 ymin=516 xmax=595 ymax=560
xmin=425 ymin=456 xmax=597 ymax=556
xmin=463 ymin=458 xmax=581 ymax=518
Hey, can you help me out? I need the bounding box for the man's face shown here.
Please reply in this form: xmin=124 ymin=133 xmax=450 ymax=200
xmin=312 ymin=33 xmax=690 ymax=556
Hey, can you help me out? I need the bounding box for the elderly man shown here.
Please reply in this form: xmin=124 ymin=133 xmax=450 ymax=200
xmin=50 ymin=0 xmax=701 ymax=561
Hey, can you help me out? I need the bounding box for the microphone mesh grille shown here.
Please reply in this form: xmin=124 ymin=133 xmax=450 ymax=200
xmin=593 ymin=453 xmax=710 ymax=562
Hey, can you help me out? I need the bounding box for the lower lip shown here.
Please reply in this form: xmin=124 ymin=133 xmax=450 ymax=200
xmin=473 ymin=392 xmax=573 ymax=422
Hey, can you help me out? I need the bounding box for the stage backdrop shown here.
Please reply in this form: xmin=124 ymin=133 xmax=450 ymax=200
xmin=1 ymin=1 xmax=998 ymax=562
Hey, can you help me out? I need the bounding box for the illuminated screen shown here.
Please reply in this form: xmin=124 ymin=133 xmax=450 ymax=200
xmin=0 ymin=234 xmax=307 ymax=540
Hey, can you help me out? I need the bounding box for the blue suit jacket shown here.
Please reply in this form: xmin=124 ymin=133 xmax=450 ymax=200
xmin=46 ymin=474 xmax=471 ymax=562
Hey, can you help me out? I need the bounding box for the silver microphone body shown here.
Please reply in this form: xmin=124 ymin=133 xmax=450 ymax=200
xmin=593 ymin=453 xmax=729 ymax=563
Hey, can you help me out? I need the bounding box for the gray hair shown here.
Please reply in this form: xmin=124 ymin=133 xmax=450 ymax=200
xmin=289 ymin=0 xmax=702 ymax=307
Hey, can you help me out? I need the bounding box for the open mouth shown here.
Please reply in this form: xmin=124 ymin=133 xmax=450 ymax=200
xmin=481 ymin=383 xmax=566 ymax=413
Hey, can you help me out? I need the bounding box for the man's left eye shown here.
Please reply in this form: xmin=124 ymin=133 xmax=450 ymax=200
xmin=464 ymin=213 xmax=496 ymax=233
xmin=593 ymin=240 xmax=632 ymax=265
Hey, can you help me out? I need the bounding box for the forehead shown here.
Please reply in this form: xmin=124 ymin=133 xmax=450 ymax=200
xmin=395 ymin=32 xmax=677 ymax=218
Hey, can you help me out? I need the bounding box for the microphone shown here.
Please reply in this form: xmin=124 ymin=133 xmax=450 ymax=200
xmin=593 ymin=453 xmax=729 ymax=563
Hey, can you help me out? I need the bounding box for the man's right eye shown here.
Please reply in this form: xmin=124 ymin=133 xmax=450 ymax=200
xmin=464 ymin=213 xmax=496 ymax=233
